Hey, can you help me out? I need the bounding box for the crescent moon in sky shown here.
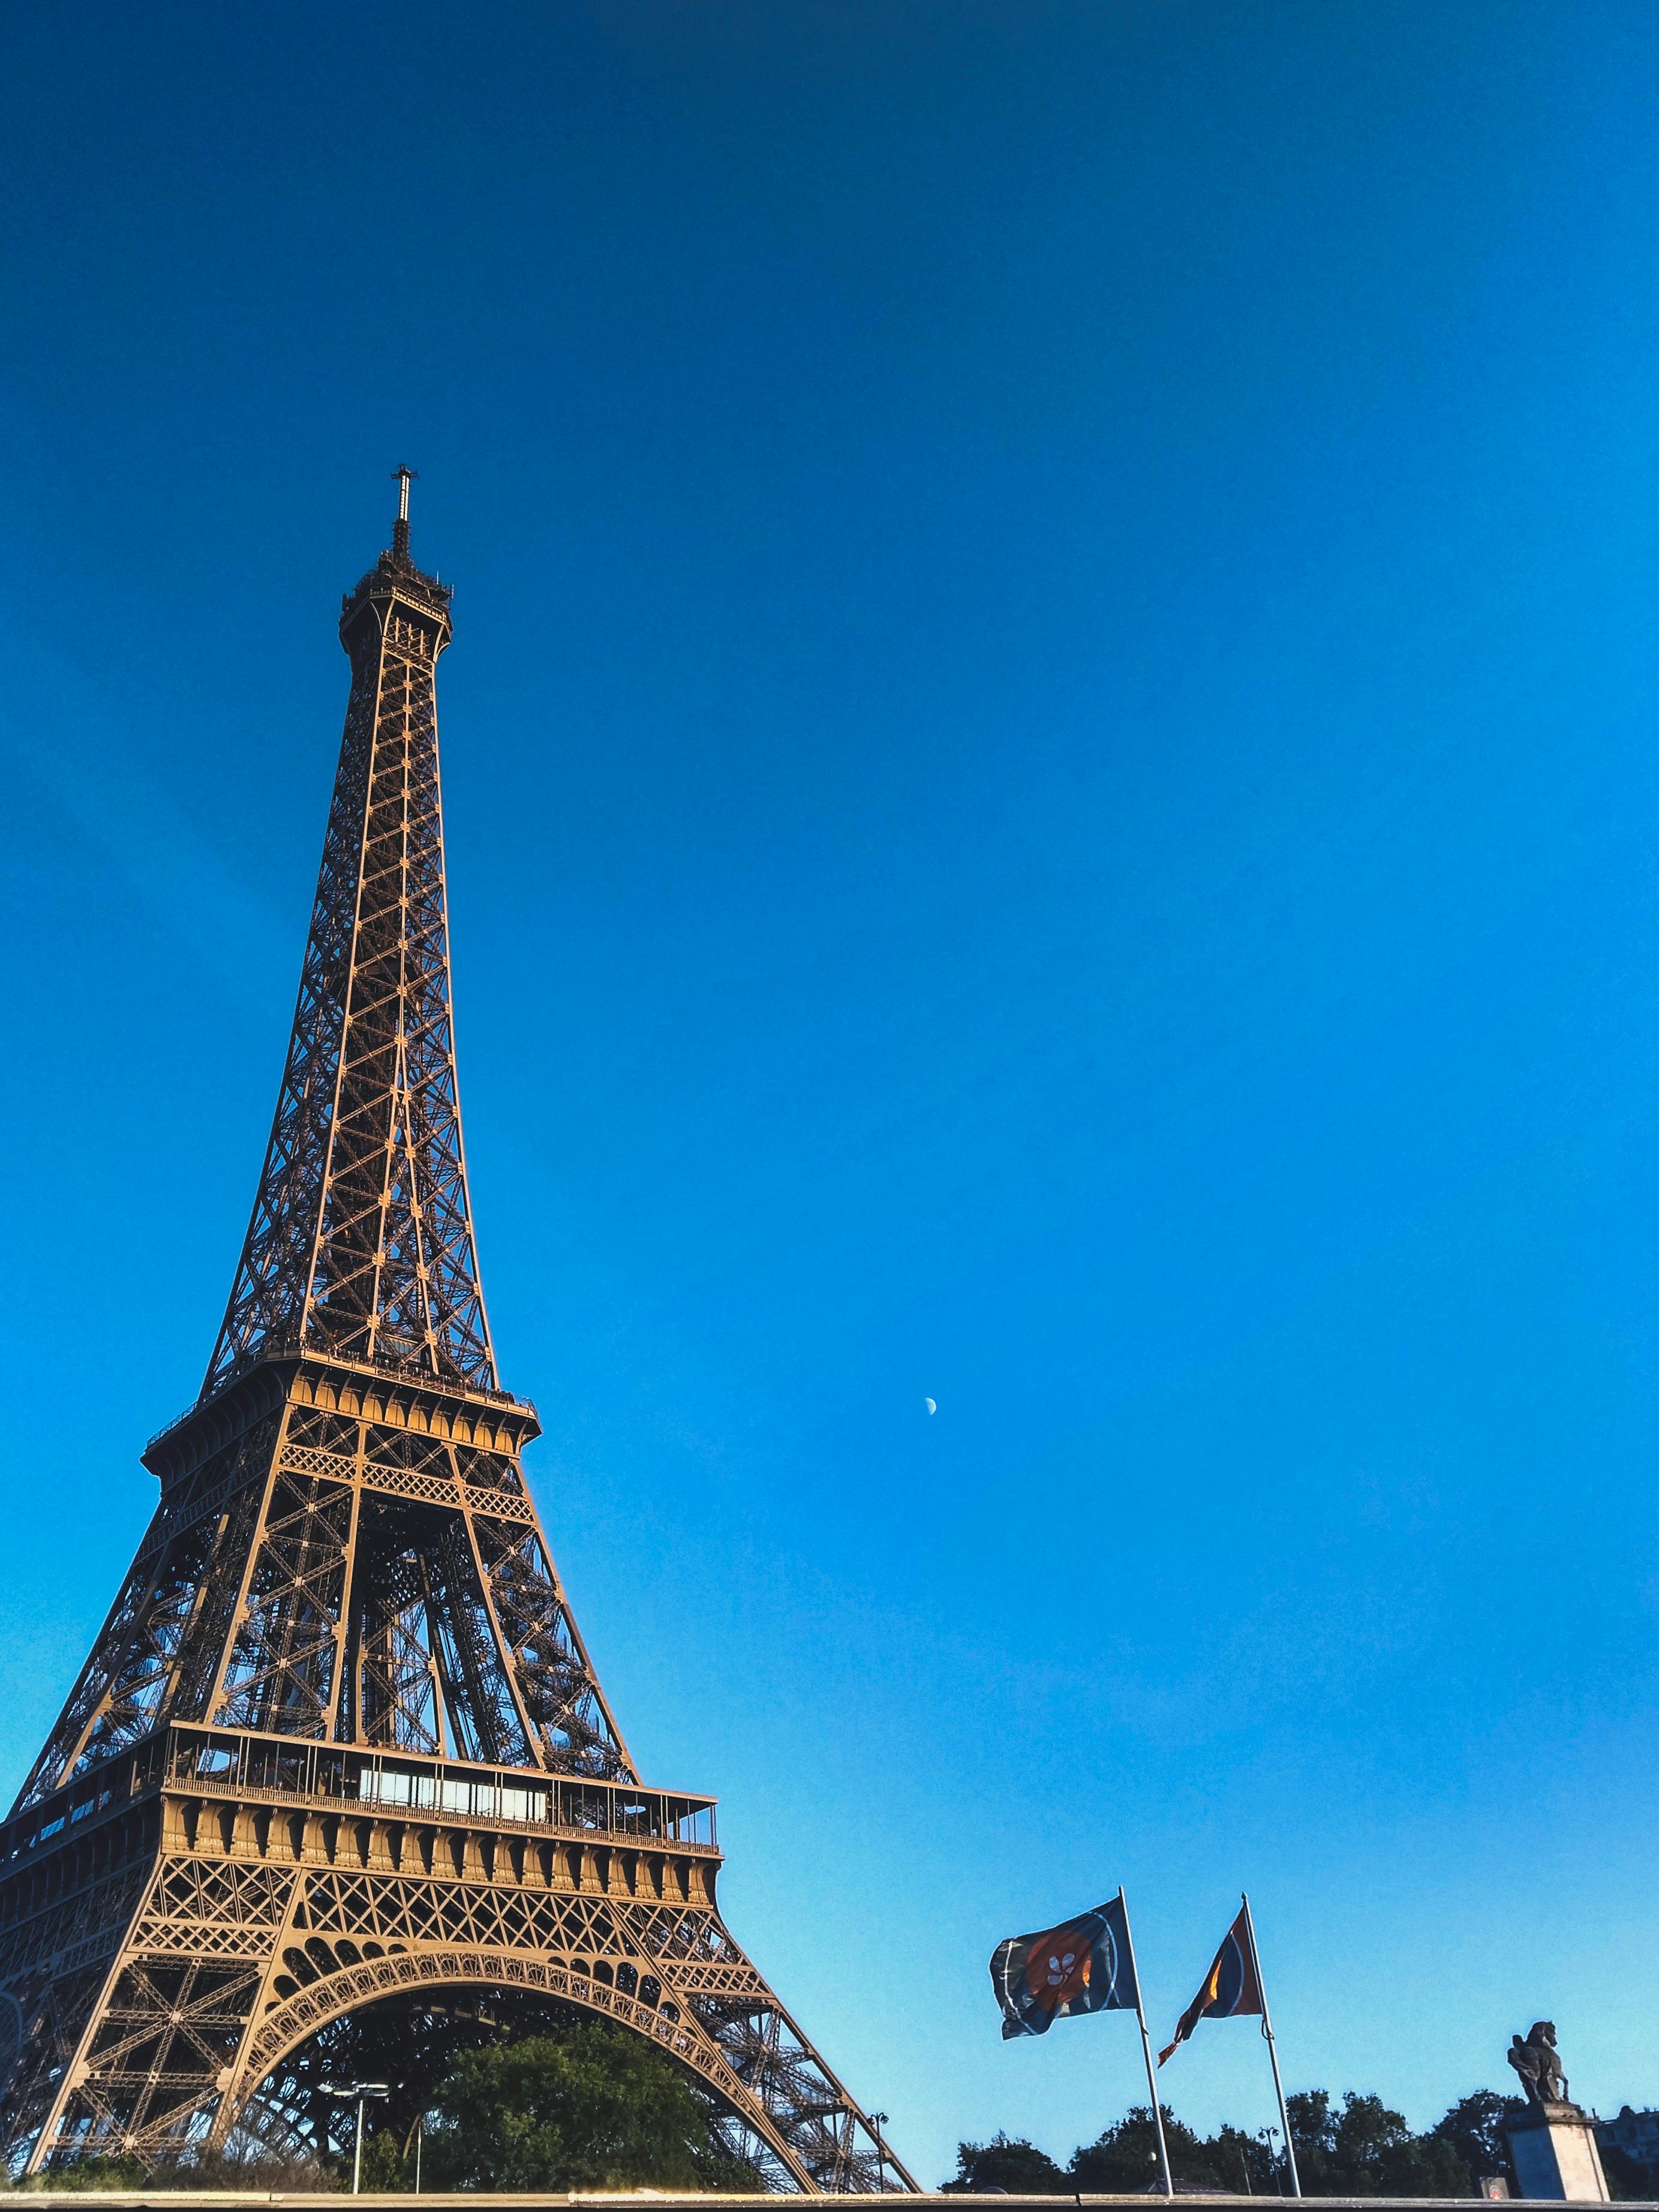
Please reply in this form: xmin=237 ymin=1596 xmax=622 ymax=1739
xmin=924 ymin=1397 xmax=937 ymax=1415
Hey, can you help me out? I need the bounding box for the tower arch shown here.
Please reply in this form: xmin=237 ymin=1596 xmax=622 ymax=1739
xmin=219 ymin=1950 xmax=809 ymax=2187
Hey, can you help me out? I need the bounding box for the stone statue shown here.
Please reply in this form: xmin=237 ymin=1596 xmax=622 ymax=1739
xmin=1508 ymin=2021 xmax=1570 ymax=2109
xmin=1502 ymin=2022 xmax=1609 ymax=2200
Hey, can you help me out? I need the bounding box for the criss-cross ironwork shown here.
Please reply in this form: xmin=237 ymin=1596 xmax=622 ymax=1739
xmin=0 ymin=492 xmax=910 ymax=2191
xmin=205 ymin=537 xmax=491 ymax=1397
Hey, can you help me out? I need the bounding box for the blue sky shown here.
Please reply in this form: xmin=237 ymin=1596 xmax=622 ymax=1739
xmin=4 ymin=0 xmax=1659 ymax=2182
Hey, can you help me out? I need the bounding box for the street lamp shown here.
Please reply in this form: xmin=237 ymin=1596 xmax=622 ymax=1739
xmin=868 ymin=2112 xmax=890 ymax=2193
xmin=319 ymin=2080 xmax=390 ymax=2195
xmin=1259 ymin=2126 xmax=1287 ymax=2194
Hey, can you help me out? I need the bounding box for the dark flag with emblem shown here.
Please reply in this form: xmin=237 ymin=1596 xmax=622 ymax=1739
xmin=988 ymin=1895 xmax=1139 ymax=2040
xmin=1155 ymin=1896 xmax=1304 ymax=2199
xmin=1158 ymin=1901 xmax=1262 ymax=2064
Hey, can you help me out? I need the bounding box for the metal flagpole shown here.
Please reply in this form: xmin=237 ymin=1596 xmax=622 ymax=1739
xmin=1116 ymin=1887 xmax=1173 ymax=2198
xmin=1240 ymin=1892 xmax=1300 ymax=2198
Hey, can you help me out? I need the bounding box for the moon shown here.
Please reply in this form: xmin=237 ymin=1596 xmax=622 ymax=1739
xmin=924 ymin=1397 xmax=937 ymax=1415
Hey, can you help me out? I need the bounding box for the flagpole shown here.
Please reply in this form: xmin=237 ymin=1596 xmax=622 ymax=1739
xmin=1240 ymin=1892 xmax=1300 ymax=2199
xmin=1117 ymin=1888 xmax=1173 ymax=2198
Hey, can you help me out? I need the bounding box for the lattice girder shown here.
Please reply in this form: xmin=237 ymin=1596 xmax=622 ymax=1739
xmin=1 ymin=503 xmax=909 ymax=2191
xmin=205 ymin=549 xmax=491 ymax=1397
xmin=0 ymin=1742 xmax=909 ymax=2188
xmin=17 ymin=1363 xmax=629 ymax=1813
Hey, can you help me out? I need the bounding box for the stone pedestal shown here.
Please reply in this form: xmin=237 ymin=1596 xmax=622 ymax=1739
xmin=1505 ymin=2104 xmax=1610 ymax=2201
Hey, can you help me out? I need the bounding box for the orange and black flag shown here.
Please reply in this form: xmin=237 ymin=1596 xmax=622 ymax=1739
xmin=989 ymin=1897 xmax=1138 ymax=2039
xmin=1158 ymin=1903 xmax=1263 ymax=2064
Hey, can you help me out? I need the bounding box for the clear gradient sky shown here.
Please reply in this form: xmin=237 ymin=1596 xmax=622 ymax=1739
xmin=4 ymin=0 xmax=1658 ymax=2184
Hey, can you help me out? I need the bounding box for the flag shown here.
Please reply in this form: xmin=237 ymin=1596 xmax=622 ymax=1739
xmin=988 ymin=1897 xmax=1139 ymax=2040
xmin=1157 ymin=1903 xmax=1263 ymax=2064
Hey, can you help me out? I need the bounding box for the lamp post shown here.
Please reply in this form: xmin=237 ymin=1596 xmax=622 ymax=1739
xmin=319 ymin=2080 xmax=390 ymax=2195
xmin=1259 ymin=2127 xmax=1287 ymax=2195
xmin=868 ymin=2112 xmax=889 ymax=2193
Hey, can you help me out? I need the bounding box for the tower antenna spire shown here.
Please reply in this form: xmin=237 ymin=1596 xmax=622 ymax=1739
xmin=390 ymin=465 xmax=417 ymax=561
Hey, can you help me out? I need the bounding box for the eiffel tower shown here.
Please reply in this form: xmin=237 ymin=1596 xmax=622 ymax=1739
xmin=0 ymin=477 xmax=913 ymax=2192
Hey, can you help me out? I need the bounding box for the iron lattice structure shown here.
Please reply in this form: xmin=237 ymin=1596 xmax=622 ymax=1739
xmin=0 ymin=491 xmax=913 ymax=2193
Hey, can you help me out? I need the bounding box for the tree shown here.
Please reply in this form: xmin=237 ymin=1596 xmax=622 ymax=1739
xmin=22 ymin=2155 xmax=149 ymax=2193
xmin=26 ymin=2148 xmax=332 ymax=2194
xmin=423 ymin=2022 xmax=746 ymax=2192
xmin=353 ymin=2127 xmax=411 ymax=2193
xmin=1210 ymin=2121 xmax=1288 ymax=2195
xmin=940 ymin=2081 xmax=1541 ymax=2201
xmin=1430 ymin=2090 xmax=1527 ymax=2193
xmin=1071 ymin=2106 xmax=1227 ymax=2193
xmin=942 ymin=2132 xmax=1068 ymax=2192
xmin=1600 ymin=2142 xmax=1656 ymax=2202
xmin=1288 ymin=2087 xmax=1471 ymax=2197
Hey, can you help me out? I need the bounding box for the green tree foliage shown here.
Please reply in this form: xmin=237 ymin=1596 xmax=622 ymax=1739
xmin=1284 ymin=2090 xmax=1470 ymax=2197
xmin=1600 ymin=2143 xmax=1658 ymax=2202
xmin=1072 ymin=2106 xmax=1228 ymax=2192
xmin=1429 ymin=2090 xmax=1528 ymax=2193
xmin=20 ymin=2155 xmax=149 ymax=2192
xmin=423 ymin=2021 xmax=749 ymax=2192
xmin=351 ymin=2127 xmax=412 ymax=2193
xmin=942 ymin=2132 xmax=1069 ymax=2192
xmin=24 ymin=2148 xmax=332 ymax=2193
xmin=943 ymin=2083 xmax=1544 ymax=2198
xmin=1209 ymin=2122 xmax=1288 ymax=2195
